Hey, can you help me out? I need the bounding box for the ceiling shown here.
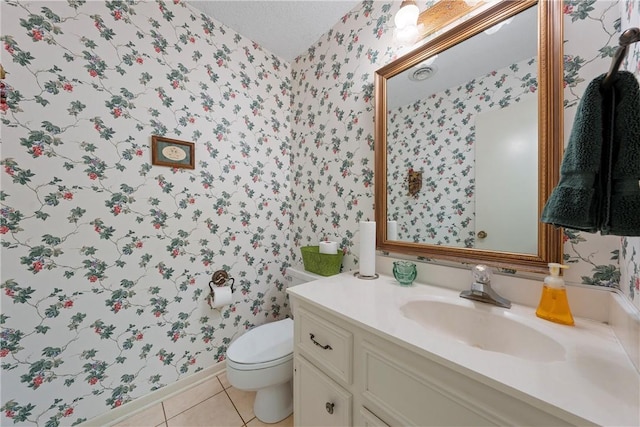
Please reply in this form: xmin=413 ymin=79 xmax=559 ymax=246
xmin=388 ymin=5 xmax=538 ymax=109
xmin=189 ymin=1 xmax=362 ymax=62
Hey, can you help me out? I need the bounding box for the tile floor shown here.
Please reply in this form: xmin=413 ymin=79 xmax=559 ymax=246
xmin=113 ymin=372 xmax=293 ymax=427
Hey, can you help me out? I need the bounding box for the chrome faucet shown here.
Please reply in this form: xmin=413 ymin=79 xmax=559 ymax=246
xmin=460 ymin=265 xmax=511 ymax=309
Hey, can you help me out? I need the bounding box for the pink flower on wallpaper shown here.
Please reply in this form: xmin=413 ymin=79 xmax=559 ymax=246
xmin=33 ymin=376 xmax=43 ymax=388
xmin=31 ymin=29 xmax=43 ymax=41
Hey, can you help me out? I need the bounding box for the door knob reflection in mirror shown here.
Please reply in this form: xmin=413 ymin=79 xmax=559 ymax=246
xmin=477 ymin=231 xmax=488 ymax=239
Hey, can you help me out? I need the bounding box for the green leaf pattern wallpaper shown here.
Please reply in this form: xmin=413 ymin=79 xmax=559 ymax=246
xmin=386 ymin=57 xmax=537 ymax=246
xmin=0 ymin=0 xmax=638 ymax=424
xmin=1 ymin=0 xmax=291 ymax=424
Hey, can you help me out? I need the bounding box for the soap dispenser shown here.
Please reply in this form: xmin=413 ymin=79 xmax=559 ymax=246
xmin=536 ymin=263 xmax=574 ymax=326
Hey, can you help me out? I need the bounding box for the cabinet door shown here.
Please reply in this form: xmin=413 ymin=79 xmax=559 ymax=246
xmin=359 ymin=407 xmax=389 ymax=427
xmin=361 ymin=342 xmax=494 ymax=426
xmin=294 ymin=356 xmax=352 ymax=427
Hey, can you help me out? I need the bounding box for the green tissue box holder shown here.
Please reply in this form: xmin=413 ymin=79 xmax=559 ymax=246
xmin=300 ymin=246 xmax=343 ymax=276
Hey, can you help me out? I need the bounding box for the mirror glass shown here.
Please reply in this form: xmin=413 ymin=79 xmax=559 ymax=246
xmin=375 ymin=0 xmax=563 ymax=273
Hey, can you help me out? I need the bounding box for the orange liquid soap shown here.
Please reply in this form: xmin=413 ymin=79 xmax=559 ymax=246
xmin=535 ymin=263 xmax=574 ymax=326
xmin=536 ymin=285 xmax=574 ymax=326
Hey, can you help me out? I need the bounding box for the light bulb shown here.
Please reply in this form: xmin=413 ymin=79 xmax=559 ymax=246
xmin=395 ymin=0 xmax=419 ymax=29
xmin=396 ymin=25 xmax=419 ymax=46
xmin=484 ymin=17 xmax=513 ymax=35
xmin=422 ymin=54 xmax=438 ymax=67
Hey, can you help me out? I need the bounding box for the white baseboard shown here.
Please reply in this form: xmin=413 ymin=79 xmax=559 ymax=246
xmin=81 ymin=361 xmax=226 ymax=427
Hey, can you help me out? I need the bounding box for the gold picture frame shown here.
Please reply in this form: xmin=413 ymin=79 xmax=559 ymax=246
xmin=151 ymin=135 xmax=195 ymax=169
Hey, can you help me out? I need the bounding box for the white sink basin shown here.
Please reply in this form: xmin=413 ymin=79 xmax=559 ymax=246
xmin=400 ymin=299 xmax=566 ymax=363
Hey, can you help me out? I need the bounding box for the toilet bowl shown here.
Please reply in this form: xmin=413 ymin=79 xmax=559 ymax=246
xmin=226 ymin=318 xmax=294 ymax=423
xmin=225 ymin=268 xmax=321 ymax=423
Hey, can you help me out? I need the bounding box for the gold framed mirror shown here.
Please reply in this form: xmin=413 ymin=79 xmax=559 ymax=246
xmin=374 ymin=0 xmax=563 ymax=274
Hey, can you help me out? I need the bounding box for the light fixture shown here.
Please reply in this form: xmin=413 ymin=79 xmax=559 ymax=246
xmin=394 ymin=0 xmax=420 ymax=46
xmin=484 ymin=17 xmax=513 ymax=35
xmin=420 ymin=54 xmax=438 ymax=67
xmin=396 ymin=25 xmax=420 ymax=45
xmin=408 ymin=65 xmax=438 ymax=82
xmin=394 ymin=0 xmax=419 ymax=29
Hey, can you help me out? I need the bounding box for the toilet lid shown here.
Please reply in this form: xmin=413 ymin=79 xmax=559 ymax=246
xmin=226 ymin=318 xmax=293 ymax=364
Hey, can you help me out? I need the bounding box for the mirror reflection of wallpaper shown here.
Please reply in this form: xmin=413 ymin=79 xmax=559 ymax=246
xmin=386 ymin=57 xmax=537 ymax=246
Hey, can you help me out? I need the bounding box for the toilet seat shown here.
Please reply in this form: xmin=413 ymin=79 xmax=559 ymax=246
xmin=226 ymin=318 xmax=293 ymax=371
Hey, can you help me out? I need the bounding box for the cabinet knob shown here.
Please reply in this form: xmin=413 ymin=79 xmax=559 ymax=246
xmin=477 ymin=230 xmax=488 ymax=239
xmin=326 ymin=402 xmax=335 ymax=414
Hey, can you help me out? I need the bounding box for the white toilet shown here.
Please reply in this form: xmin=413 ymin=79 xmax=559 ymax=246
xmin=225 ymin=268 xmax=320 ymax=423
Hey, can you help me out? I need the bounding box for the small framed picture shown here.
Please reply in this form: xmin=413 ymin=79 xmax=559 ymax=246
xmin=151 ymin=135 xmax=195 ymax=169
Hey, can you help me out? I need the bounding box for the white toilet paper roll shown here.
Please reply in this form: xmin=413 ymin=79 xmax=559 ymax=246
xmin=359 ymin=221 xmax=376 ymax=277
xmin=387 ymin=220 xmax=398 ymax=240
xmin=210 ymin=286 xmax=233 ymax=308
xmin=319 ymin=240 xmax=338 ymax=254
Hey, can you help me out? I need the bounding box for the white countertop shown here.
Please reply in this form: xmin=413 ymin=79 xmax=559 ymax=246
xmin=287 ymin=271 xmax=640 ymax=427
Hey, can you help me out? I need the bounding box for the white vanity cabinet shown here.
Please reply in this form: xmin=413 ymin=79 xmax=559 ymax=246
xmin=291 ymin=298 xmax=581 ymax=427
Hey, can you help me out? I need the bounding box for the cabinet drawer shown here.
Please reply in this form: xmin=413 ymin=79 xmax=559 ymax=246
xmin=294 ymin=356 xmax=352 ymax=427
xmin=295 ymin=307 xmax=352 ymax=384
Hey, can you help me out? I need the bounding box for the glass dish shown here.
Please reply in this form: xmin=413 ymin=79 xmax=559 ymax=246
xmin=393 ymin=261 xmax=417 ymax=286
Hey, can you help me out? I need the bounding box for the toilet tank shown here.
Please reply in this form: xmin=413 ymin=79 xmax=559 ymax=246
xmin=286 ymin=267 xmax=323 ymax=287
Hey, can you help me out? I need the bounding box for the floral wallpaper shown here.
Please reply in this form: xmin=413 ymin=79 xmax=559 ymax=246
xmin=618 ymin=0 xmax=640 ymax=310
xmin=1 ymin=0 xmax=638 ymax=425
xmin=290 ymin=0 xmax=629 ymax=294
xmin=386 ymin=57 xmax=537 ymax=247
xmin=1 ymin=0 xmax=291 ymax=424
xmin=289 ymin=1 xmax=384 ymax=270
xmin=561 ymin=0 xmax=639 ymax=304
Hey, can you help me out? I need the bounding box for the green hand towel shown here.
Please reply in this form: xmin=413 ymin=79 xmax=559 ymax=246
xmin=541 ymin=71 xmax=640 ymax=236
